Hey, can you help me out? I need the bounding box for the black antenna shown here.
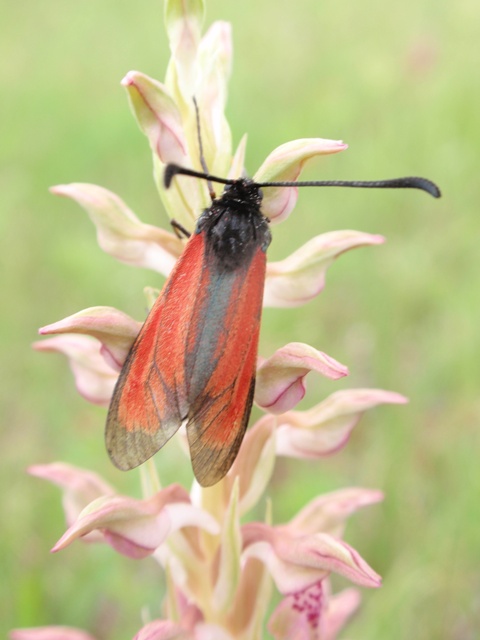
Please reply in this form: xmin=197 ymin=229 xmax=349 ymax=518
xmin=165 ymin=164 xmax=235 ymax=189
xmin=192 ymin=97 xmax=215 ymax=200
xmin=257 ymin=176 xmax=441 ymax=198
xmin=164 ymin=163 xmax=441 ymax=199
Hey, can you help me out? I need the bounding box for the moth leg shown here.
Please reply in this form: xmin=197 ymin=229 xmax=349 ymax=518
xmin=171 ymin=219 xmax=191 ymax=239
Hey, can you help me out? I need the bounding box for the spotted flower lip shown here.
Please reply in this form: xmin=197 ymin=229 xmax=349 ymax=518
xmin=268 ymin=583 xmax=362 ymax=640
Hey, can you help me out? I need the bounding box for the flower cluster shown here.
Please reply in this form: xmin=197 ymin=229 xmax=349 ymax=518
xmin=14 ymin=1 xmax=407 ymax=638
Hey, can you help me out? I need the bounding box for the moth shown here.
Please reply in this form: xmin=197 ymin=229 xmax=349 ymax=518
xmin=106 ymin=161 xmax=440 ymax=486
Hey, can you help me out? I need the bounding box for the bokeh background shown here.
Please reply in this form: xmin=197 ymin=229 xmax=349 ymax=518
xmin=2 ymin=0 xmax=478 ymax=637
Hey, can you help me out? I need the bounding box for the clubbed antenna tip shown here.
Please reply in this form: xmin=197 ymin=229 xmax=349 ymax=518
xmin=164 ymin=164 xmax=441 ymax=199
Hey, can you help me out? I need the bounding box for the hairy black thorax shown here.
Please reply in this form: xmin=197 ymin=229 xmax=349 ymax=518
xmin=196 ymin=179 xmax=272 ymax=272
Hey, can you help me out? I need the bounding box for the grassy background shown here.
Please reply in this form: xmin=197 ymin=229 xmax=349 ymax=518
xmin=2 ymin=0 xmax=479 ymax=637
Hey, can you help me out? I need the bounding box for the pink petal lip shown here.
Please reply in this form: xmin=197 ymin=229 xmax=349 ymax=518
xmin=50 ymin=484 xmax=219 ymax=558
xmin=102 ymin=529 xmax=156 ymax=559
xmin=259 ymin=377 xmax=306 ymax=412
xmin=267 ymin=186 xmax=298 ymax=222
xmin=242 ymin=523 xmax=381 ymax=593
xmin=256 ymin=343 xmax=349 ymax=414
xmin=301 ymin=540 xmax=382 ymax=589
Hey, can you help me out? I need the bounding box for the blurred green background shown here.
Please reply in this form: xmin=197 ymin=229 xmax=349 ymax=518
xmin=2 ymin=0 xmax=478 ymax=637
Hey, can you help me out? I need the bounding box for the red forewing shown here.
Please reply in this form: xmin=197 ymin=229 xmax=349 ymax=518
xmin=105 ymin=210 xmax=268 ymax=486
xmin=186 ymin=243 xmax=266 ymax=485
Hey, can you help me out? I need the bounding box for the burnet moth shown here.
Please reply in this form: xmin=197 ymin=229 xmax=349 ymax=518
xmin=105 ymin=146 xmax=440 ymax=486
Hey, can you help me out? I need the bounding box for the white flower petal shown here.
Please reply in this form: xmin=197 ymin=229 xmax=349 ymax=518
xmin=264 ymin=231 xmax=384 ymax=307
xmin=51 ymin=183 xmax=184 ymax=275
xmin=39 ymin=306 xmax=140 ymax=371
xmin=275 ymin=388 xmax=408 ymax=458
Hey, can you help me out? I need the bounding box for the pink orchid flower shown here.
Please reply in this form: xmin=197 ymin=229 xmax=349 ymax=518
xmin=23 ymin=1 xmax=413 ymax=638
